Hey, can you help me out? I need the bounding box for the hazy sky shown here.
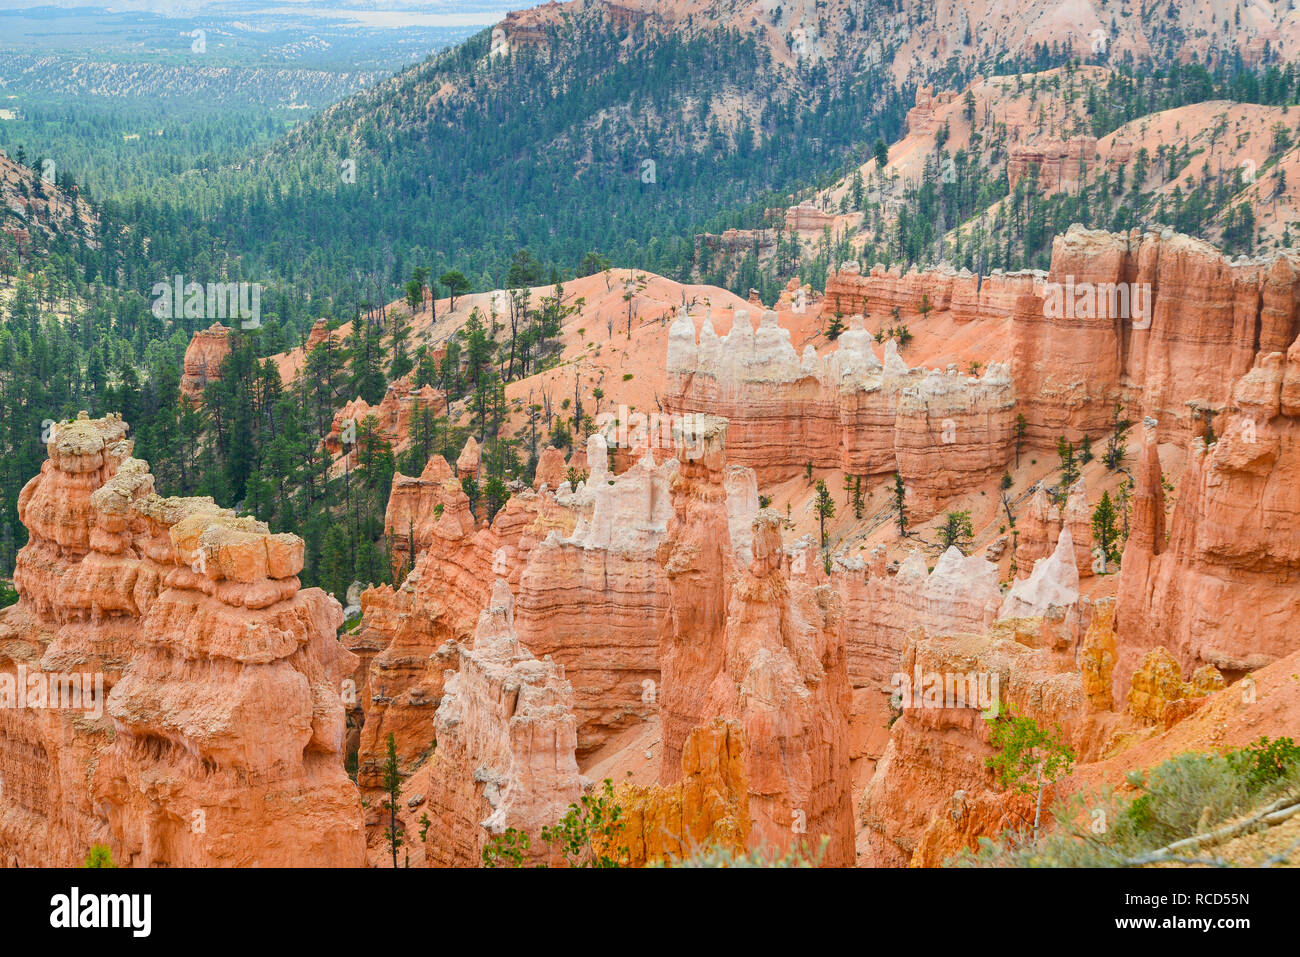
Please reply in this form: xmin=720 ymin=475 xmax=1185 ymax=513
xmin=0 ymin=0 xmax=514 ymax=22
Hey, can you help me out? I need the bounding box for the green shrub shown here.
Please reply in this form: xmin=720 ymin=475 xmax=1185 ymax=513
xmin=953 ymin=738 xmax=1300 ymax=867
xmin=656 ymin=837 xmax=829 ymax=868
xmin=539 ymin=778 xmax=626 ymax=868
xmin=1227 ymin=736 xmax=1300 ymax=790
xmin=82 ymin=845 xmax=116 ymax=868
xmin=1119 ymin=752 xmax=1243 ymax=846
xmin=482 ymin=828 xmax=531 ymax=868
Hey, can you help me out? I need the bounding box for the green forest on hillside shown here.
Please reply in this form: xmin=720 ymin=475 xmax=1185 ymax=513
xmin=864 ymin=60 xmax=1300 ymax=271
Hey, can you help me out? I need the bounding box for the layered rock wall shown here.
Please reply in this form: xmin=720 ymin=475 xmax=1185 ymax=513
xmin=822 ymin=260 xmax=1040 ymax=324
xmin=1006 ymin=136 xmax=1100 ymax=193
xmin=1013 ymin=226 xmax=1297 ymax=449
xmin=1116 ymin=345 xmax=1300 ymax=698
xmin=837 ymin=545 xmax=1001 ymax=690
xmin=514 ymin=451 xmax=676 ymax=757
xmin=665 ymin=308 xmax=1015 ymax=517
xmin=820 ymin=228 xmax=1300 ymax=464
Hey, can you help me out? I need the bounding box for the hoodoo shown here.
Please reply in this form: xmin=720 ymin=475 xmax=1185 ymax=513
xmin=0 ymin=414 xmax=363 ymax=867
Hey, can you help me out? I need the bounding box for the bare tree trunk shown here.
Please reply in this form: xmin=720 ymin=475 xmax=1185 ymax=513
xmin=1032 ymin=765 xmax=1044 ymax=846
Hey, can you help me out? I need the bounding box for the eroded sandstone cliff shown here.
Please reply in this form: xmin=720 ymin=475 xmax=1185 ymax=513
xmin=1116 ymin=344 xmax=1300 ymax=699
xmin=179 ymin=323 xmax=231 ymax=404
xmin=421 ymin=579 xmax=582 ymax=867
xmin=0 ymin=413 xmax=363 ymax=866
xmin=656 ymin=416 xmax=855 ymax=864
xmin=665 ymin=307 xmax=1015 ymax=519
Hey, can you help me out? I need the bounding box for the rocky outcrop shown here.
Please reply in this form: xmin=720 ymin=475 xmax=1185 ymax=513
xmin=0 ymin=413 xmax=362 ymax=867
xmin=382 ymin=454 xmax=467 ymax=576
xmin=515 ymin=450 xmax=676 ymax=757
xmin=894 ymin=363 xmax=1017 ymax=517
xmin=325 ymin=377 xmax=446 ymax=461
xmin=785 ymin=202 xmax=835 ymax=232
xmin=350 ymin=487 xmax=522 ymax=796
xmin=905 ymin=84 xmax=957 ymax=136
xmin=1126 ymin=646 xmax=1225 ymax=727
xmin=1012 ymin=226 xmax=1300 ymax=450
xmin=305 ymin=318 xmax=334 ymax=353
xmin=457 ymin=436 xmax=481 ymax=478
xmin=837 ymin=545 xmax=1002 ymax=690
xmin=1010 ymin=228 xmax=1133 ymax=447
xmin=859 ymin=608 xmax=1109 ymax=866
xmin=534 ymin=445 xmax=567 ymax=489
xmin=357 ymin=477 xmax=576 ymax=784
xmin=421 ymin=579 xmax=582 ymax=867
xmin=823 ymin=260 xmax=1041 ymax=326
xmin=614 ymin=718 xmax=749 ymax=866
xmin=822 ymin=261 xmax=957 ymax=321
xmin=656 ymin=417 xmax=855 ymax=865
xmin=1006 ymin=137 xmax=1099 ymax=193
xmin=1080 ymin=598 xmax=1118 ymax=711
xmin=696 ymin=227 xmax=777 ymax=258
xmin=665 ymin=308 xmax=1015 ymax=517
xmin=999 ymin=526 xmax=1082 ymax=623
xmin=1013 ymin=480 xmax=1096 ymax=577
xmin=1116 ymin=344 xmax=1300 ymax=698
xmin=818 ymin=226 xmax=1291 ymax=460
xmin=355 ymin=430 xmax=691 ymax=793
xmin=947 ymin=270 xmax=1042 ymax=324
xmin=179 ymin=323 xmax=231 ymax=404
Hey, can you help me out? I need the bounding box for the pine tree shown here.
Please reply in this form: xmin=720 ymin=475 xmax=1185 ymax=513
xmin=1103 ymin=402 xmax=1130 ymax=471
xmin=892 ymin=473 xmax=908 ymax=536
xmin=389 ymin=310 xmax=413 ymax=381
xmin=320 ymin=525 xmax=350 ymax=602
xmin=82 ymin=845 xmax=116 ymax=868
xmin=1091 ymin=491 xmax=1122 ymax=573
xmin=440 ymin=270 xmax=470 ymax=311
xmin=382 ymin=733 xmax=404 ymax=868
xmin=814 ymin=479 xmax=835 ymax=551
xmin=938 ymin=510 xmax=975 ymax=554
xmin=1056 ymin=436 xmax=1079 ymax=492
xmin=346 ymin=311 xmax=387 ymax=405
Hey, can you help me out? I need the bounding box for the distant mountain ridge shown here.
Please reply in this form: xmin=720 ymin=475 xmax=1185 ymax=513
xmin=26 ymin=0 xmax=1295 ymax=320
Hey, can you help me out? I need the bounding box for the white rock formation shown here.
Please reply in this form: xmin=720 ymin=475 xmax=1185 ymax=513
xmin=921 ymin=546 xmax=1002 ymax=627
xmin=435 ymin=578 xmax=582 ymax=838
xmin=999 ymin=526 xmax=1082 ymax=620
xmin=724 ymin=464 xmax=760 ymax=566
